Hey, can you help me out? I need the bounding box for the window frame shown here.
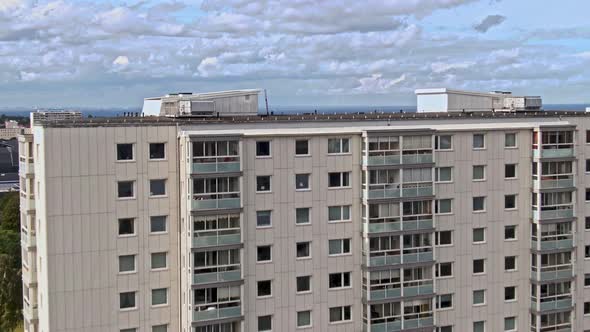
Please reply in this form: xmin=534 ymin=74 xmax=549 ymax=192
xmin=149 ymin=216 xmax=168 ymax=234
xmin=328 ymin=238 xmax=351 ymax=256
xmin=296 ymin=310 xmax=312 ymax=328
xmin=257 ymin=245 xmax=272 ymax=263
xmin=118 ymin=218 xmax=135 ymax=237
xmin=296 ymin=207 xmax=311 ymax=225
xmin=328 ymin=172 xmax=351 ymax=188
xmin=118 ymin=254 xmax=136 ymax=274
xmin=150 ymin=252 xmax=168 ymax=271
xmin=149 ymin=179 xmax=167 ymax=197
xmin=296 ymin=241 xmax=311 ymax=259
xmin=435 ymin=167 xmax=453 ymax=183
xmin=256 ymin=141 xmax=271 ymax=158
xmin=505 ymin=163 xmax=517 ymax=179
xmin=504 ymin=133 xmax=517 ymax=148
xmin=256 ymin=210 xmax=272 ymax=228
xmin=472 ymin=196 xmax=486 ymax=212
xmin=328 ymin=138 xmax=351 ymax=155
xmin=472 ymin=165 xmax=486 ymax=181
xmin=151 ymin=288 xmax=168 ymax=307
xmin=472 ymin=133 xmax=485 ymax=150
xmin=117 ymin=180 xmax=136 ymax=199
xmin=116 ymin=143 xmax=135 ymax=162
xmin=257 ymin=280 xmax=273 ymax=298
xmin=119 ymin=291 xmax=137 ymax=310
xmin=473 ymin=258 xmax=486 ymax=275
xmin=295 ymin=173 xmax=311 ymax=191
xmin=473 ymin=289 xmax=486 ymax=306
xmin=296 ymin=275 xmax=312 ymax=294
xmin=148 ymin=142 xmax=166 ymax=160
xmin=504 ymin=194 xmax=517 ymax=210
xmin=295 ymin=140 xmax=310 ymax=156
xmin=328 ymin=272 xmax=352 ymax=290
xmin=435 ymin=135 xmax=453 ymax=151
xmin=256 ymin=175 xmax=272 ymax=193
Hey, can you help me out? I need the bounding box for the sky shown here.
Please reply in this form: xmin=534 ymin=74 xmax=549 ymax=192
xmin=1 ymin=0 xmax=590 ymax=108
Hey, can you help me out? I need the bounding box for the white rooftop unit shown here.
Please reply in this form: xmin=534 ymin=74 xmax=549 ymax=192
xmin=415 ymin=88 xmax=542 ymax=113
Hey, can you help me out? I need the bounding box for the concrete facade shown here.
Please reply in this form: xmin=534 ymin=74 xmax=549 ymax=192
xmin=19 ymin=107 xmax=590 ymax=332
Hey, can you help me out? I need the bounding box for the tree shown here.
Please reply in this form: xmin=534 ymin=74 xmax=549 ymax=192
xmin=0 ymin=193 xmax=22 ymax=331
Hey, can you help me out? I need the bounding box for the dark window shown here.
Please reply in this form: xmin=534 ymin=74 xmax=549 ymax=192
xmin=328 ymin=172 xmax=350 ymax=187
xmin=586 ymin=217 xmax=590 ymax=230
xmin=436 ymin=262 xmax=453 ymax=277
xmin=585 ymin=273 xmax=590 ymax=287
xmin=586 ymin=189 xmax=590 ymax=201
xmin=257 ymin=246 xmax=272 ymax=262
xmin=473 ymin=259 xmax=485 ymax=274
xmin=297 ymin=276 xmax=311 ymax=292
xmin=586 ymin=159 xmax=590 ymax=173
xmin=505 ymin=256 xmax=516 ymax=271
xmin=585 ymin=302 xmax=590 ymax=315
xmin=149 ymin=143 xmax=165 ymax=159
xmin=296 ymin=242 xmax=310 ymax=258
xmin=258 ymin=315 xmax=272 ymax=331
xmin=257 ymin=280 xmax=272 ymax=297
xmin=473 ymin=197 xmax=485 ymax=211
xmin=505 ymin=164 xmax=516 ymax=178
xmin=150 ymin=179 xmax=166 ymax=196
xmin=117 ymin=144 xmax=134 ymax=161
xmin=329 ymin=272 xmax=351 ymax=289
xmin=257 ymin=176 xmax=271 ymax=192
xmin=119 ymin=292 xmax=136 ymax=309
xmin=295 ymin=140 xmax=309 ymax=155
xmin=504 ymin=226 xmax=516 ymax=240
xmin=295 ymin=174 xmax=310 ymax=190
xmin=256 ymin=141 xmax=271 ymax=157
xmin=505 ymin=195 xmax=516 ymax=209
xmin=257 ymin=211 xmax=272 ymax=227
xmin=505 ymin=286 xmax=516 ymax=301
xmin=586 ymin=245 xmax=590 ymax=258
xmin=296 ymin=208 xmax=310 ymax=224
xmin=586 ymin=130 xmax=590 ymax=144
xmin=436 ymin=231 xmax=452 ymax=245
xmin=150 ymin=216 xmax=167 ymax=233
xmin=118 ymin=218 xmax=134 ymax=235
xmin=118 ymin=181 xmax=134 ymax=198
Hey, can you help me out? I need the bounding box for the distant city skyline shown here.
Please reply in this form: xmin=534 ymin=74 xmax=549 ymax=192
xmin=1 ymin=0 xmax=589 ymax=107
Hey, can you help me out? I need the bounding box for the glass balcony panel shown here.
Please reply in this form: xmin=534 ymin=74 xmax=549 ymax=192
xmin=401 ymin=186 xmax=433 ymax=198
xmin=193 ymin=233 xmax=241 ymax=248
xmin=364 ymin=155 xmax=401 ymax=166
xmin=365 ymin=222 xmax=402 ymax=233
xmin=403 ymin=282 xmax=434 ymax=297
xmin=192 ymin=161 xmax=240 ymax=174
xmin=370 ymin=320 xmax=402 ymax=332
xmin=403 ymin=251 xmax=433 ymax=264
xmin=368 ymin=254 xmax=402 ymax=267
xmin=192 ymin=198 xmax=240 ymax=211
xmin=193 ymin=306 xmax=241 ymax=321
xmin=193 ymin=270 xmax=241 ymax=285
xmin=369 ymin=287 xmax=402 ymax=301
xmin=401 ymin=154 xmax=433 ymax=165
xmin=368 ymin=187 xmax=401 ymax=199
xmin=401 ymin=219 xmax=433 ymax=231
xmin=403 ymin=317 xmax=434 ymax=329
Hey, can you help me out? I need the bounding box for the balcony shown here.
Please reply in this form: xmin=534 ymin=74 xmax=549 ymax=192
xmin=531 ymin=238 xmax=574 ymax=251
xmin=193 ymin=306 xmax=241 ymax=322
xmin=535 ymin=176 xmax=574 ymax=190
xmin=369 ymin=320 xmax=402 ymax=332
xmin=368 ymin=254 xmax=402 ymax=267
xmin=192 ymin=197 xmax=240 ymax=211
xmin=531 ymin=267 xmax=573 ymax=281
xmin=367 ymin=186 xmax=401 ymax=199
xmin=19 ymin=159 xmax=34 ymax=176
xmin=403 ymin=281 xmax=434 ymax=297
xmin=403 ymin=317 xmax=434 ymax=330
xmin=533 ymin=208 xmax=574 ymax=221
xmin=401 ymin=185 xmax=433 ymax=198
xmin=368 ymin=251 xmax=433 ymax=267
xmin=368 ymin=287 xmax=402 ymax=301
xmin=193 ymin=270 xmax=241 ymax=285
xmin=403 ymin=251 xmax=434 ymax=264
xmin=21 ymin=231 xmax=36 ymax=249
xmin=401 ymin=219 xmax=433 ymax=231
xmin=193 ymin=233 xmax=241 ymax=248
xmin=531 ymin=297 xmax=573 ymax=312
xmin=192 ymin=160 xmax=240 ymax=174
xmin=364 ymin=221 xmax=401 ymax=234
xmin=534 ymin=148 xmax=574 ymax=159
xmin=363 ymin=153 xmax=433 ymax=167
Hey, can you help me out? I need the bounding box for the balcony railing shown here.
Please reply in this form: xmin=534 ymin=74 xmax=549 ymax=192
xmin=533 ymin=148 xmax=574 ymax=159
xmin=401 ymin=185 xmax=433 ymax=198
xmin=368 ymin=287 xmax=402 ymax=301
xmin=369 ymin=320 xmax=402 ymax=332
xmin=363 ymin=153 xmax=433 ymax=167
xmin=531 ymin=297 xmax=573 ymax=312
xmin=535 ymin=176 xmax=574 ymax=190
xmin=193 ymin=305 xmax=241 ymax=322
xmin=367 ymin=251 xmax=433 ymax=267
xmin=403 ymin=316 xmax=434 ymax=329
xmin=19 ymin=160 xmax=34 ymax=175
xmin=531 ymin=266 xmax=573 ymax=281
xmin=402 ymin=251 xmax=434 ymax=264
xmin=364 ymin=219 xmax=432 ymax=234
xmin=403 ymin=281 xmax=434 ymax=297
xmin=193 ymin=270 xmax=241 ymax=285
xmin=531 ymin=238 xmax=574 ymax=251
xmin=192 ymin=159 xmax=240 ymax=174
xmin=365 ymin=185 xmax=433 ymax=200
xmin=192 ymin=196 xmax=240 ymax=211
xmin=368 ymin=254 xmax=402 ymax=267
xmin=401 ymin=219 xmax=433 ymax=231
xmin=193 ymin=233 xmax=241 ymax=248
xmin=533 ymin=208 xmax=574 ymax=221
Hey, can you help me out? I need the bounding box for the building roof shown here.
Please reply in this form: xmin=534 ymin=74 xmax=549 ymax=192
xmin=414 ymin=88 xmax=540 ymax=98
xmin=37 ymin=110 xmax=590 ymax=128
xmin=145 ymin=89 xmax=261 ymax=101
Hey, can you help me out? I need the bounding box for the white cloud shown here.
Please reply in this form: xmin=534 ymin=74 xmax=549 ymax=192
xmin=113 ymin=56 xmax=130 ymax=66
xmin=354 ymin=73 xmax=407 ymax=94
xmin=197 ymin=57 xmax=220 ymax=77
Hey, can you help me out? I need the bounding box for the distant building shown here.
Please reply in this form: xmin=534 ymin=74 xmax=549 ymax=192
xmin=0 ymin=138 xmax=19 ymax=193
xmin=415 ymin=88 xmax=542 ymax=112
xmin=5 ymin=120 xmax=19 ymax=128
xmin=30 ymin=110 xmax=82 ymax=127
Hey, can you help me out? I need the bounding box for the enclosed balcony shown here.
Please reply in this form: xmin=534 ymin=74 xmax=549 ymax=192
xmin=533 ymin=161 xmax=574 ymax=190
xmin=402 ymin=233 xmax=434 ymax=264
xmin=193 ymin=249 xmax=241 ymax=285
xmin=532 ymin=130 xmax=574 ymax=159
xmin=192 ymin=177 xmax=240 ymax=211
xmin=192 ymin=140 xmax=240 ymax=174
xmin=193 ymin=286 xmax=242 ymax=322
xmin=532 ymin=191 xmax=574 ymax=221
xmin=364 ymin=202 xmax=433 ymax=234
xmin=531 ymin=311 xmax=571 ymax=332
xmin=363 ymin=135 xmax=433 ymax=167
xmin=365 ymin=269 xmax=402 ymax=302
xmin=366 ymin=302 xmax=402 ymax=332
xmin=531 ymin=297 xmax=573 ymax=312
xmin=531 ymin=252 xmax=573 ymax=281
xmin=363 ymin=168 xmax=433 ymax=201
xmin=531 ymin=223 xmax=574 ymax=252
xmin=19 ymin=157 xmax=34 ymax=176
xmin=193 ymin=214 xmax=241 ymax=248
xmin=193 ymin=306 xmax=241 ymax=322
xmin=401 ymin=300 xmax=434 ymax=330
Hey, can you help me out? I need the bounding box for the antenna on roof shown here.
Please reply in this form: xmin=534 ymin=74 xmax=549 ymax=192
xmin=264 ymin=89 xmax=270 ymax=116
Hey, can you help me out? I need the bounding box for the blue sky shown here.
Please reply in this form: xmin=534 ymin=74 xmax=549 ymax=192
xmin=0 ymin=0 xmax=589 ymax=108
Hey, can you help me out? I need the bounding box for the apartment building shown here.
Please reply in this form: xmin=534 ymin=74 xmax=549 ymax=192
xmin=19 ymin=89 xmax=590 ymax=332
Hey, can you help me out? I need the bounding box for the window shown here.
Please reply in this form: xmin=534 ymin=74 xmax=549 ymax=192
xmin=150 ymin=216 xmax=167 ymax=233
xmin=505 ymin=256 xmax=516 ymax=271
xmin=505 ymin=164 xmax=517 ymax=179
xmin=296 ymin=174 xmax=310 ymax=190
xmin=505 ymin=226 xmax=517 ymax=240
xmin=117 ymin=143 xmax=134 ymax=161
xmin=473 ymin=259 xmax=485 ymax=274
xmin=435 ymin=262 xmax=453 ymax=278
xmin=473 ymin=290 xmax=485 ymax=305
xmin=328 ymin=172 xmax=350 ymax=188
xmin=151 ymin=252 xmax=167 ymax=270
xmin=329 ymin=272 xmax=351 ymax=289
xmin=257 ymin=245 xmax=272 ymax=262
xmin=585 ymin=273 xmax=590 ymax=287
xmin=118 ymin=218 xmax=135 ymax=236
xmin=473 ymin=228 xmax=485 ymax=243
xmin=504 ymin=317 xmax=516 ymax=331
xmin=435 ymin=135 xmax=452 ymax=150
xmin=256 ymin=141 xmax=271 ymax=157
xmin=585 ymin=245 xmax=590 ymax=258
xmin=151 ymin=288 xmax=168 ymax=306
xmin=587 ymin=188 xmax=590 ymax=201
xmin=436 ymin=294 xmax=453 ymax=309
xmin=296 ymin=242 xmax=311 ymax=258
xmin=149 ymin=179 xmax=166 ymax=196
xmin=472 ymin=165 xmax=485 ymax=181
xmin=328 ymin=138 xmax=350 ymax=154
xmin=119 ymin=255 xmax=135 ymax=273
xmin=504 ymin=286 xmax=516 ymax=301
xmin=473 ymin=321 xmax=485 ymax=332
xmin=296 ymin=140 xmax=309 ymax=155
xmin=258 ymin=315 xmax=272 ymax=331
xmin=437 ymin=327 xmax=453 ymax=332
xmin=329 ymin=239 xmax=351 ymax=255
xmin=473 ymin=134 xmax=485 ymax=149
xmin=328 ymin=205 xmax=351 ymax=222
xmin=257 ymin=280 xmax=272 ymax=297
xmin=297 ymin=310 xmax=312 ymax=328
xmin=118 ymin=181 xmax=134 ymax=198
xmin=149 ymin=143 xmax=165 ymax=159
xmin=296 ymin=275 xmax=311 ymax=293
xmin=435 ymin=199 xmax=452 ymax=214
xmin=587 ymin=217 xmax=590 ymax=230
xmin=257 ymin=210 xmax=272 ymax=227
xmin=296 ymin=208 xmax=311 ymax=225
xmin=256 ymin=176 xmax=271 ymax=192
xmin=152 ymin=325 xmax=167 ymax=332
xmin=586 ymin=130 xmax=590 ymax=144
xmin=435 ymin=231 xmax=453 ymax=246
xmin=435 ymin=167 xmax=452 ymax=182
xmin=120 ymin=291 xmax=136 ymax=309
xmin=505 ymin=194 xmax=517 ymax=209
xmin=505 ymin=133 xmax=517 ymax=148
xmin=121 ymin=329 xmax=137 ymax=332
xmin=329 ymin=306 xmax=351 ymax=323
xmin=472 ymin=196 xmax=485 ymax=212
xmin=585 ymin=302 xmax=590 ymax=315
